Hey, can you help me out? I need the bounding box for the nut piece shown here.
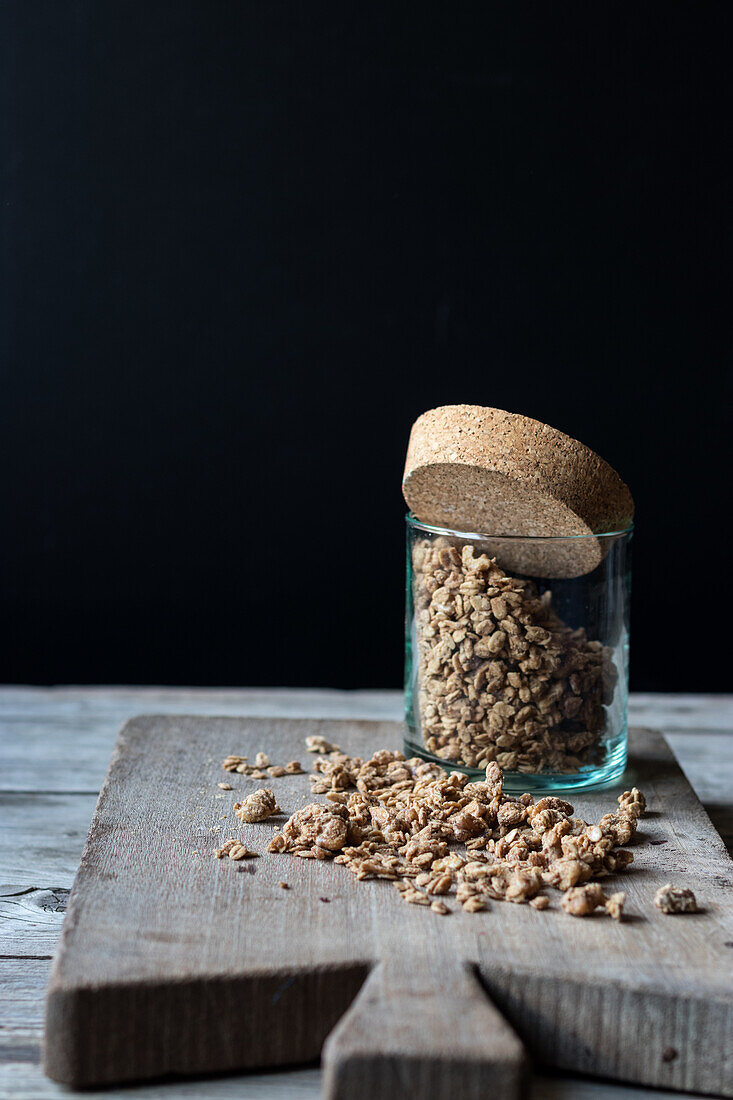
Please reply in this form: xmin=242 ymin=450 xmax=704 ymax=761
xmin=305 ymin=735 xmax=340 ymax=754
xmin=605 ymin=891 xmax=626 ymax=921
xmin=217 ymin=782 xmax=233 ymax=790
xmin=255 ymin=752 xmax=270 ymax=768
xmin=228 ymin=843 xmax=257 ymax=861
xmin=234 ymin=789 xmax=280 ymax=823
xmin=285 ymin=760 xmax=304 ymax=774
xmin=654 ymin=883 xmax=699 ymax=914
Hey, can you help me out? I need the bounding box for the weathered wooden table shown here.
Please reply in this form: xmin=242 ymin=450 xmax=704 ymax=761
xmin=2 ymin=688 xmax=731 ymax=1100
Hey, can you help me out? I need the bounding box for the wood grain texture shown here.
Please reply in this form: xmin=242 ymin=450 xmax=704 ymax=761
xmin=42 ymin=715 xmax=733 ymax=1096
xmin=322 ymin=958 xmax=526 ymax=1100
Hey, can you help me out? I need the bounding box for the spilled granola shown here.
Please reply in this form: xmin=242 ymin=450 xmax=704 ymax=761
xmin=262 ymin=744 xmax=646 ymax=918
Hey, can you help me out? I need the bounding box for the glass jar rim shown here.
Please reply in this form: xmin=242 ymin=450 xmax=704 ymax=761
xmin=405 ymin=512 xmax=634 ymax=542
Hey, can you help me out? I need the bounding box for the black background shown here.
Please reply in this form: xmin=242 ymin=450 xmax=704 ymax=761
xmin=2 ymin=3 xmax=731 ymax=691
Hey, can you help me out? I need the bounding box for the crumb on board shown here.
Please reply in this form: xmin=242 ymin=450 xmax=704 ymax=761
xmin=214 ymin=840 xmax=258 ymax=861
xmin=305 ymin=735 xmax=340 ymax=754
xmin=223 ymin=753 xmax=305 ymax=778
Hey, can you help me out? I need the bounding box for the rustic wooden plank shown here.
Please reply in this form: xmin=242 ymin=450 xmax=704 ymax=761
xmin=2 ymin=692 xmax=730 ymax=794
xmin=0 ymin=956 xmax=52 ymax=1100
xmin=4 ymin=729 xmax=731 ymax=841
xmin=663 ymin=732 xmax=733 ymax=851
xmin=629 ymin=693 xmax=733 ymax=731
xmin=0 ymin=1062 xmax=691 ymax=1100
xmin=0 ymin=686 xmax=729 ymax=725
xmin=0 ymin=689 xmax=404 ymax=793
xmin=0 ymin=793 xmax=97 ymax=883
xmin=531 ymin=1079 xmax=686 ymax=1100
xmin=1 ymin=725 xmax=730 ymax=893
xmin=322 ymin=957 xmax=526 ymax=1100
xmin=0 ymin=718 xmax=115 ymax=793
xmin=42 ymin=716 xmax=402 ymax=1088
xmin=0 ymin=1064 xmax=321 ymax=1100
xmin=475 ymin=728 xmax=733 ymax=1097
xmin=2 ymin=743 xmax=730 ymax=847
xmin=0 ymin=687 xmax=403 ymax=722
xmin=0 ymin=964 xmax=703 ymax=1100
xmin=0 ymin=959 xmax=52 ymax=1025
xmin=663 ymin=731 xmax=733 ymax=796
xmin=0 ymin=886 xmax=68 ymax=957
xmin=4 ymin=766 xmax=723 ymax=961
xmin=1 ymin=688 xmax=729 ymax=808
xmin=0 ymin=707 xmax=400 ymax=793
xmin=42 ymin=716 xmax=733 ymax=1096
xmin=2 ymin=768 xmax=727 ymax=959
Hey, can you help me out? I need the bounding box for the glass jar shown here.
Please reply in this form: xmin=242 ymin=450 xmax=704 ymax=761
xmin=404 ymin=514 xmax=632 ymax=791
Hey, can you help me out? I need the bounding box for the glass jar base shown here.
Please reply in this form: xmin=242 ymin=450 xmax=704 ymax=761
xmin=403 ymin=736 xmax=628 ymax=793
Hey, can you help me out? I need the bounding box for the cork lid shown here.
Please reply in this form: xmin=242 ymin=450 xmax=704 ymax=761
xmin=402 ymin=405 xmax=634 ymax=578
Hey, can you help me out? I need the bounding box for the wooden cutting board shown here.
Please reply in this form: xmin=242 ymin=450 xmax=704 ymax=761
xmin=44 ymin=717 xmax=733 ymax=1098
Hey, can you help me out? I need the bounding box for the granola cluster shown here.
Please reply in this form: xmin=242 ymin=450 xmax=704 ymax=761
xmin=268 ymin=802 xmax=349 ymax=854
xmin=234 ymin=788 xmax=280 ymax=823
xmin=411 ymin=539 xmax=618 ymax=773
xmin=561 ymin=883 xmax=625 ymax=920
xmin=654 ymin=883 xmax=699 ymax=914
xmin=267 ymin=746 xmax=645 ymax=918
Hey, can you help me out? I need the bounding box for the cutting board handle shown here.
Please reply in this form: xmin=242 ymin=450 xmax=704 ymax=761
xmin=322 ymin=954 xmax=526 ymax=1100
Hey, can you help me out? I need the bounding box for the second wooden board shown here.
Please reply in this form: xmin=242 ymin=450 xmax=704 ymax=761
xmin=44 ymin=718 xmax=733 ymax=1097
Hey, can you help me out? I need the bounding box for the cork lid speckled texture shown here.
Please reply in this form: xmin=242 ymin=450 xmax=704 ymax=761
xmin=402 ymin=405 xmax=634 ymax=578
